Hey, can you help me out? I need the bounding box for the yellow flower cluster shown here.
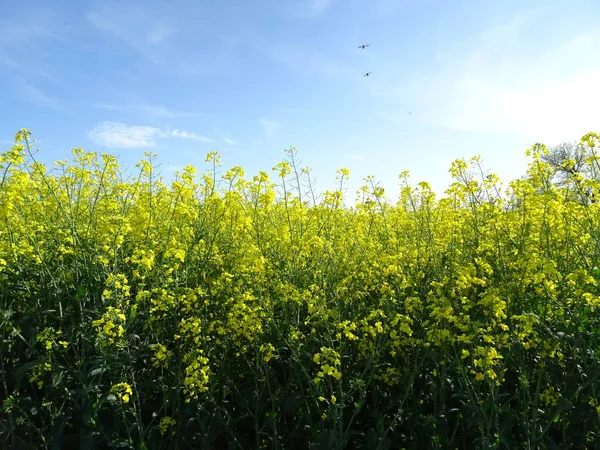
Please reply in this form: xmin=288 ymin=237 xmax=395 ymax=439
xmin=158 ymin=416 xmax=177 ymax=436
xmin=29 ymin=362 xmax=51 ymax=389
xmin=36 ymin=327 xmax=68 ymax=351
xmin=469 ymin=346 xmax=504 ymax=382
xmin=313 ymin=347 xmax=342 ymax=384
xmin=226 ymin=292 xmax=264 ymax=346
xmin=151 ymin=343 xmax=172 ymax=368
xmin=110 ymin=382 xmax=133 ymax=403
xmin=92 ymin=306 xmax=126 ymax=347
xmin=540 ymin=386 xmax=560 ymax=407
xmin=336 ymin=320 xmax=359 ymax=341
xmin=183 ymin=352 xmax=211 ymax=403
xmin=27 ymin=328 xmax=69 ymax=389
xmin=259 ymin=343 xmax=276 ymax=362
xmin=102 ymin=273 xmax=131 ymax=301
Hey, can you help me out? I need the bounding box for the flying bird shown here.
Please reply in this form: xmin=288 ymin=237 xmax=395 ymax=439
xmin=364 ymin=72 xmax=372 ymax=77
xmin=358 ymin=44 xmax=370 ymax=50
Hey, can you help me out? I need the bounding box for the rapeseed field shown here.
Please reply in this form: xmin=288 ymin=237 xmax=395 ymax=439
xmin=2 ymin=129 xmax=600 ymax=449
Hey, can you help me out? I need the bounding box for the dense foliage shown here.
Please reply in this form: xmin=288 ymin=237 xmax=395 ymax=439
xmin=2 ymin=129 xmax=600 ymax=449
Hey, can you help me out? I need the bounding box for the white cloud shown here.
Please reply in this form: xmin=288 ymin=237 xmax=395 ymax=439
xmin=259 ymin=118 xmax=281 ymax=137
xmin=89 ymin=122 xmax=163 ymax=148
xmin=166 ymin=128 xmax=213 ymax=142
xmin=88 ymin=121 xmax=213 ymax=149
xmin=224 ymin=138 xmax=238 ymax=146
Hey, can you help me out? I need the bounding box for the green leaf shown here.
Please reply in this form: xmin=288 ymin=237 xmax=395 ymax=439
xmin=88 ymin=367 xmax=107 ymax=377
xmin=15 ymin=360 xmax=42 ymax=380
xmin=51 ymin=414 xmax=71 ymax=450
xmin=76 ymin=286 xmax=87 ymax=300
xmin=52 ymin=370 xmax=65 ymax=388
xmin=557 ymin=396 xmax=574 ymax=411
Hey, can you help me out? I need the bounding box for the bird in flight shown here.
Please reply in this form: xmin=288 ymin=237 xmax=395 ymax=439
xmin=358 ymin=44 xmax=369 ymax=50
xmin=364 ymin=72 xmax=372 ymax=77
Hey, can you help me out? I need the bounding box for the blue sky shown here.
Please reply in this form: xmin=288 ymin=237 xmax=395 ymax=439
xmin=1 ymin=0 xmax=599 ymax=202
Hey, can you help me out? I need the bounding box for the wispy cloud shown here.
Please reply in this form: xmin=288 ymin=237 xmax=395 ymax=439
xmin=146 ymin=23 xmax=175 ymax=45
xmin=94 ymin=102 xmax=178 ymax=119
xmin=224 ymin=138 xmax=238 ymax=146
xmin=87 ymin=2 xmax=176 ymax=63
xmin=268 ymin=45 xmax=354 ymax=81
xmin=92 ymin=91 xmax=207 ymax=120
xmin=309 ymin=0 xmax=337 ymax=12
xmin=85 ymin=2 xmax=239 ymax=75
xmin=373 ymin=10 xmax=600 ymax=145
xmin=15 ymin=78 xmax=64 ymax=110
xmin=0 ymin=7 xmax=66 ymax=78
xmin=0 ymin=15 xmax=65 ymax=49
xmin=259 ymin=118 xmax=281 ymax=137
xmin=284 ymin=0 xmax=338 ymax=18
xmin=88 ymin=121 xmax=213 ymax=149
xmin=0 ymin=55 xmax=21 ymax=70
xmin=373 ymin=0 xmax=409 ymax=17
